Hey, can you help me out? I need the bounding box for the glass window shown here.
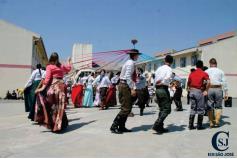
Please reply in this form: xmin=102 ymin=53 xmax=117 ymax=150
xmin=147 ymin=63 xmax=151 ymax=72
xmin=180 ymin=78 xmax=186 ymax=89
xmin=171 ymin=59 xmax=176 ymax=68
xmin=154 ymin=63 xmax=158 ymax=71
xmin=180 ymin=57 xmax=186 ymax=67
xmin=191 ymin=54 xmax=198 ymax=66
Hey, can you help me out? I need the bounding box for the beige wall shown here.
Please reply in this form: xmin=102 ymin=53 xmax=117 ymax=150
xmin=202 ymin=36 xmax=237 ymax=98
xmin=0 ymin=20 xmax=39 ymax=98
xmin=72 ymin=43 xmax=92 ymax=70
xmin=0 ymin=20 xmax=36 ymax=65
xmin=145 ymin=36 xmax=237 ymax=97
xmin=0 ymin=68 xmax=31 ymax=97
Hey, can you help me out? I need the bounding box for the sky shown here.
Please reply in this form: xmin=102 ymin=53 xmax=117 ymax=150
xmin=0 ymin=0 xmax=237 ymax=60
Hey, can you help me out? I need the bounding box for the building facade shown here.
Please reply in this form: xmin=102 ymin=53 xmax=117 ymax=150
xmin=136 ymin=31 xmax=237 ymax=98
xmin=72 ymin=43 xmax=93 ymax=70
xmin=0 ymin=20 xmax=48 ymax=98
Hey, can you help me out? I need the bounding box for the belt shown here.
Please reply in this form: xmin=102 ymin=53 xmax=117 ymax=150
xmin=210 ymin=85 xmax=222 ymax=88
xmin=136 ymin=88 xmax=146 ymax=91
xmin=189 ymin=87 xmax=202 ymax=91
xmin=120 ymin=79 xmax=127 ymax=84
xmin=53 ymin=77 xmax=63 ymax=80
xmin=155 ymin=85 xmax=168 ymax=89
xmin=52 ymin=78 xmax=64 ymax=84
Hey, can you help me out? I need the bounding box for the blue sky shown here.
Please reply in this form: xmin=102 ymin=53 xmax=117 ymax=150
xmin=0 ymin=0 xmax=237 ymax=60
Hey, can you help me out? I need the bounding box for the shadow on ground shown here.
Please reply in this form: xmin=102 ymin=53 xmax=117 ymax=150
xmin=134 ymin=111 xmax=156 ymax=116
xmin=68 ymin=117 xmax=81 ymax=122
xmin=41 ymin=120 xmax=97 ymax=134
xmin=131 ymin=124 xmax=187 ymax=133
xmin=166 ymin=124 xmax=187 ymax=132
xmin=65 ymin=120 xmax=97 ymax=133
xmin=131 ymin=124 xmax=153 ymax=132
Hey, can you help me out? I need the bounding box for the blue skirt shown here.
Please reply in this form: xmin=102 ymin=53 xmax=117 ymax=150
xmin=83 ymin=85 xmax=94 ymax=107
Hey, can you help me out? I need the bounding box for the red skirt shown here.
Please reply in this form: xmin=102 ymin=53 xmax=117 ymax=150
xmin=105 ymin=85 xmax=117 ymax=107
xmin=71 ymin=84 xmax=84 ymax=108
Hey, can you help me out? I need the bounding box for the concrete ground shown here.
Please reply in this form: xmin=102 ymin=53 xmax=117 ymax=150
xmin=0 ymin=99 xmax=236 ymax=158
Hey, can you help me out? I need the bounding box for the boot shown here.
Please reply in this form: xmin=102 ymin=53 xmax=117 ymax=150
xmin=140 ymin=108 xmax=144 ymax=116
xmin=208 ymin=110 xmax=215 ymax=128
xmin=119 ymin=116 xmax=132 ymax=132
xmin=128 ymin=112 xmax=134 ymax=117
xmin=176 ymin=101 xmax=183 ymax=111
xmin=110 ymin=115 xmax=123 ymax=134
xmin=197 ymin=115 xmax=205 ymax=130
xmin=215 ymin=109 xmax=222 ymax=127
xmin=152 ymin=121 xmax=163 ymax=134
xmin=188 ymin=115 xmax=195 ymax=130
xmin=152 ymin=112 xmax=167 ymax=134
xmin=161 ymin=123 xmax=169 ymax=133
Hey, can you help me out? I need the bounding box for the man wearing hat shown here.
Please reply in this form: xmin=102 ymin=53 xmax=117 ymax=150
xmin=152 ymin=55 xmax=173 ymax=134
xmin=110 ymin=49 xmax=141 ymax=134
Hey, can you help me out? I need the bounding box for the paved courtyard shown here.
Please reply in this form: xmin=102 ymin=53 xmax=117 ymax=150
xmin=0 ymin=99 xmax=236 ymax=157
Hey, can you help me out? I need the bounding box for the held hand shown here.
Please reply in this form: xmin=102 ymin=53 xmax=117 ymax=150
xmin=67 ymin=57 xmax=72 ymax=64
xmin=35 ymin=89 xmax=40 ymax=94
xmin=35 ymin=88 xmax=43 ymax=94
xmin=156 ymin=80 xmax=161 ymax=85
xmin=224 ymin=95 xmax=228 ymax=101
xmin=202 ymin=90 xmax=208 ymax=96
xmin=131 ymin=89 xmax=136 ymax=97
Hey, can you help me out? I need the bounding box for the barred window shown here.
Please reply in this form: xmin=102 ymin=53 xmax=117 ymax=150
xmin=191 ymin=54 xmax=198 ymax=66
xmin=171 ymin=59 xmax=176 ymax=68
xmin=180 ymin=57 xmax=186 ymax=67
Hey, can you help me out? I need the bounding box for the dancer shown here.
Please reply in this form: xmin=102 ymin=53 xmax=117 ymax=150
xmin=71 ymin=72 xmax=86 ymax=108
xmin=205 ymin=58 xmax=228 ymax=128
xmin=105 ymin=72 xmax=117 ymax=108
xmin=152 ymin=55 xmax=173 ymax=134
xmin=82 ymin=72 xmax=95 ymax=107
xmin=110 ymin=49 xmax=141 ymax=134
xmin=134 ymin=68 xmax=147 ymax=116
xmin=187 ymin=60 xmax=210 ymax=130
xmin=35 ymin=52 xmax=72 ymax=132
xmin=24 ymin=64 xmax=45 ymax=120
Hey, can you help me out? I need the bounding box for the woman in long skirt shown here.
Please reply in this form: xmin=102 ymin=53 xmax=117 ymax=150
xmin=93 ymin=87 xmax=101 ymax=107
xmin=105 ymin=72 xmax=117 ymax=107
xmin=35 ymin=52 xmax=72 ymax=132
xmin=71 ymin=84 xmax=84 ymax=108
xmin=71 ymin=72 xmax=86 ymax=108
xmin=92 ymin=71 xmax=106 ymax=107
xmin=83 ymin=72 xmax=95 ymax=107
xmin=106 ymin=71 xmax=120 ymax=107
xmin=105 ymin=84 xmax=117 ymax=107
xmin=24 ymin=64 xmax=45 ymax=121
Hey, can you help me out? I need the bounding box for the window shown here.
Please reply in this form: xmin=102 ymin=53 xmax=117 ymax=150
xmin=171 ymin=59 xmax=176 ymax=68
xmin=180 ymin=78 xmax=186 ymax=89
xmin=158 ymin=61 xmax=164 ymax=67
xmin=180 ymin=57 xmax=186 ymax=67
xmin=191 ymin=54 xmax=198 ymax=66
xmin=147 ymin=63 xmax=151 ymax=72
xmin=154 ymin=63 xmax=158 ymax=71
